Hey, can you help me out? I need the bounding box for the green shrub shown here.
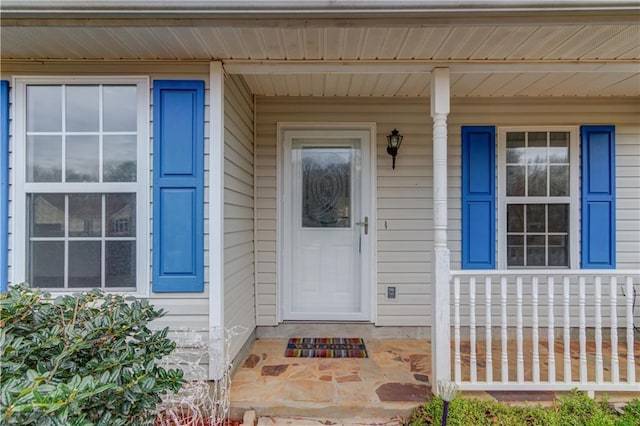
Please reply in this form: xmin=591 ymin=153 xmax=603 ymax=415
xmin=0 ymin=285 xmax=184 ymax=426
xmin=410 ymin=389 xmax=640 ymax=426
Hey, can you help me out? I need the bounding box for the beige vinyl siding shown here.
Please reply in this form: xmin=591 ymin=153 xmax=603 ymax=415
xmin=256 ymin=96 xmax=640 ymax=327
xmin=2 ymin=62 xmax=213 ymax=335
xmin=223 ymin=74 xmax=256 ymax=360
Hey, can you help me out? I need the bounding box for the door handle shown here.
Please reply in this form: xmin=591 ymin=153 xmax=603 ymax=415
xmin=356 ymin=216 xmax=368 ymax=235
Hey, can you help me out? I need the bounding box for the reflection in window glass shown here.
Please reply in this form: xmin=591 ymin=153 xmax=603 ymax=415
xmin=104 ymin=86 xmax=137 ymax=132
xmin=507 ymin=204 xmax=524 ymax=233
xmin=29 ymin=241 xmax=64 ymax=288
xmin=28 ymin=194 xmax=65 ymax=237
xmin=506 ymin=165 xmax=525 ymax=196
xmin=527 ymin=164 xmax=547 ymax=196
xmin=104 ymin=135 xmax=136 ymax=182
xmin=27 ymin=86 xmax=62 ymax=132
xmin=66 ymin=86 xmax=99 ymax=132
xmin=550 ymin=165 xmax=569 ymax=196
xmin=69 ymin=194 xmax=102 ymax=237
xmin=66 ymin=135 xmax=100 ymax=182
xmin=27 ymin=135 xmax=62 ymax=182
xmin=106 ymin=241 xmax=136 ymax=288
xmin=106 ymin=194 xmax=136 ymax=237
xmin=549 ymin=132 xmax=569 ymax=163
xmin=69 ymin=241 xmax=101 ymax=288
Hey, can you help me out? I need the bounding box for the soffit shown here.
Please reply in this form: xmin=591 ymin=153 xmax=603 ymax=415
xmin=1 ymin=23 xmax=639 ymax=97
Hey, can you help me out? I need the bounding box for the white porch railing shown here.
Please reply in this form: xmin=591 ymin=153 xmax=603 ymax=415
xmin=449 ymin=270 xmax=640 ymax=392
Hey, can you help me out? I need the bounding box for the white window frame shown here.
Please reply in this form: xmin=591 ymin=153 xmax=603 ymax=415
xmin=11 ymin=76 xmax=150 ymax=296
xmin=497 ymin=126 xmax=580 ymax=270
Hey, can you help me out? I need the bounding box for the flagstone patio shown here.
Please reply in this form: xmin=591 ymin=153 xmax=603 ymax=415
xmin=229 ymin=336 xmax=639 ymax=422
xmin=230 ymin=338 xmax=432 ymax=420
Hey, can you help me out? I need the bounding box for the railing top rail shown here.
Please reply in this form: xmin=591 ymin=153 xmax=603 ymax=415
xmin=450 ymin=269 xmax=640 ymax=277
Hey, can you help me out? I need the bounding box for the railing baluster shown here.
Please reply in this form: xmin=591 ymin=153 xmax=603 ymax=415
xmin=470 ymin=277 xmax=477 ymax=383
xmin=517 ymin=276 xmax=524 ymax=383
xmin=448 ymin=270 xmax=639 ymax=391
xmin=579 ymin=276 xmax=587 ymax=383
xmin=626 ymin=277 xmax=636 ymax=383
xmin=454 ymin=277 xmax=461 ymax=383
xmin=532 ymin=276 xmax=540 ymax=383
xmin=547 ymin=276 xmax=555 ymax=383
xmin=563 ymin=276 xmax=571 ymax=383
xmin=610 ymin=276 xmax=619 ymax=383
xmin=501 ymin=276 xmax=508 ymax=383
xmin=485 ymin=276 xmax=493 ymax=383
xmin=595 ymin=276 xmax=603 ymax=383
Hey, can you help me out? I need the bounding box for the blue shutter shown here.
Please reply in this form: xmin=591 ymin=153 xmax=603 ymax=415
xmin=461 ymin=126 xmax=496 ymax=269
xmin=581 ymin=125 xmax=616 ymax=269
xmin=153 ymin=81 xmax=205 ymax=292
xmin=1 ymin=81 xmax=8 ymax=291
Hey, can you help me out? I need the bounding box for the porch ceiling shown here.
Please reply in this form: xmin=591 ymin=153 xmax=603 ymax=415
xmin=2 ymin=5 xmax=639 ymax=97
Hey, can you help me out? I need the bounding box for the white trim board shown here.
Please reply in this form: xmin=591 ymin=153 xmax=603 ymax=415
xmin=223 ymin=60 xmax=639 ymax=75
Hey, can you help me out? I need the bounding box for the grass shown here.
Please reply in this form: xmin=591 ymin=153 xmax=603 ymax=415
xmin=409 ymin=389 xmax=640 ymax=426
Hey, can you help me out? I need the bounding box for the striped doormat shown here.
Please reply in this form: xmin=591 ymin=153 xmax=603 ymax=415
xmin=285 ymin=337 xmax=368 ymax=358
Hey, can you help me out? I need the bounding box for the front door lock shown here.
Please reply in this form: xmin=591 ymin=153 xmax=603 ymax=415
xmin=356 ymin=216 xmax=368 ymax=235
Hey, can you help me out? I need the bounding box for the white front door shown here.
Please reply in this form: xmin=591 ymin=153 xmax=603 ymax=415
xmin=281 ymin=127 xmax=373 ymax=321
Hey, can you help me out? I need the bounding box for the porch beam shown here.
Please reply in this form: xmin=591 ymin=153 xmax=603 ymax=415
xmin=430 ymin=67 xmax=451 ymax=395
xmin=222 ymin=60 xmax=639 ymax=75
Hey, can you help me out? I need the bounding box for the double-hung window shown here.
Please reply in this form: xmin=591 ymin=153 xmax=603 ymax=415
xmin=13 ymin=77 xmax=149 ymax=293
xmin=498 ymin=128 xmax=579 ymax=269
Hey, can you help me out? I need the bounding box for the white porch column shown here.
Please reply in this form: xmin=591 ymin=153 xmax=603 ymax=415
xmin=209 ymin=61 xmax=225 ymax=380
xmin=430 ymin=68 xmax=451 ymax=395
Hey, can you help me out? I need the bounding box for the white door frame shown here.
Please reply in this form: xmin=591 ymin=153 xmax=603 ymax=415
xmin=277 ymin=123 xmax=377 ymax=322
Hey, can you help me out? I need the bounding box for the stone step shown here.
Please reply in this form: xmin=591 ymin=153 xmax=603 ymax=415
xmin=231 ymin=399 xmax=422 ymax=421
xmin=256 ymin=415 xmax=406 ymax=425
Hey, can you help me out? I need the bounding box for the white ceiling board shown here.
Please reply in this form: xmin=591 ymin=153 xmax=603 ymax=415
xmin=466 ymin=73 xmax=521 ymax=97
xmin=443 ymin=27 xmax=497 ymax=60
xmin=539 ymin=72 xmax=638 ymax=97
xmin=297 ymin=74 xmax=314 ymax=96
xmin=2 ymin=24 xmax=639 ymax=62
xmin=2 ymin=19 xmax=638 ymax=97
xmin=580 ymin=26 xmax=640 ymax=60
xmin=283 ymin=75 xmax=302 ymax=97
xmin=618 ymin=44 xmax=640 ymax=61
xmin=363 ymin=28 xmax=395 ymax=60
xmin=451 ymin=73 xmax=493 ymax=97
xmin=311 ymin=74 xmax=325 ymax=96
xmin=485 ymin=73 xmax=546 ymax=97
xmin=241 ymin=71 xmax=639 ymax=97
xmin=508 ymin=26 xmax=582 ymax=60
xmin=359 ymin=74 xmax=384 ymax=96
xmin=602 ymin=74 xmax=640 ymax=96
xmin=515 ymin=72 xmax=576 ymax=96
xmin=395 ymin=74 xmax=430 ymax=97
xmin=472 ymin=26 xmax=537 ymax=60
xmin=335 ymin=74 xmax=353 ymax=97
xmin=546 ymin=25 xmax=628 ymax=60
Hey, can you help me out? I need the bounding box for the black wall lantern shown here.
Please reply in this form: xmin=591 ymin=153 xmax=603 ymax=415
xmin=386 ymin=128 xmax=403 ymax=169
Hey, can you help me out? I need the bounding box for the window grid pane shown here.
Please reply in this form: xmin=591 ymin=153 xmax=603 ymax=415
xmin=506 ymin=203 xmax=569 ymax=268
xmin=26 ymin=84 xmax=137 ymax=184
xmin=28 ymin=193 xmax=136 ymax=290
